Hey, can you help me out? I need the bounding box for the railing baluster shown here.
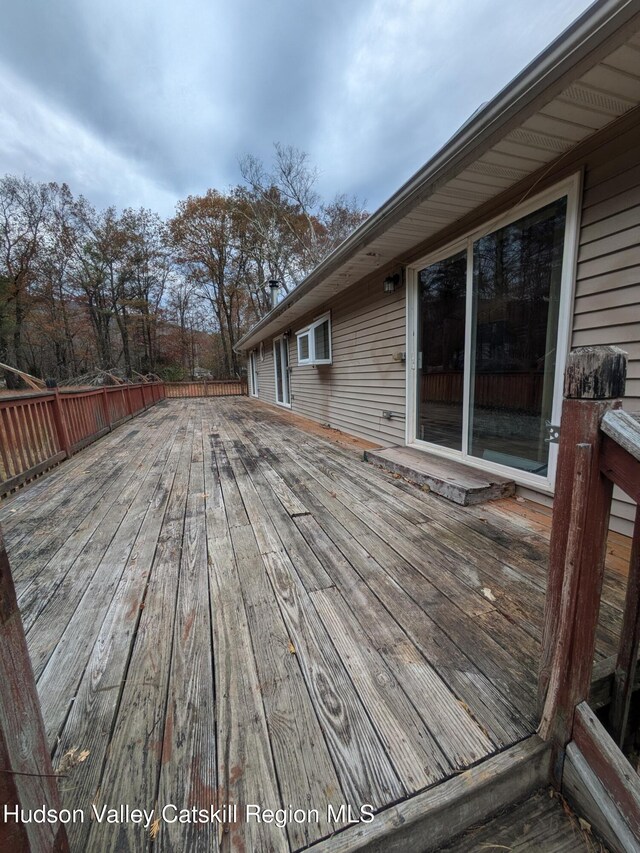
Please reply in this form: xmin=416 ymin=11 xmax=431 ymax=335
xmin=610 ymin=506 xmax=640 ymax=747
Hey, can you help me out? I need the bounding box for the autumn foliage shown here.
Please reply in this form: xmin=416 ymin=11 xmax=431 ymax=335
xmin=0 ymin=146 xmax=367 ymax=385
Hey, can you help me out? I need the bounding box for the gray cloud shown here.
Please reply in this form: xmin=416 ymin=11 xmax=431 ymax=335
xmin=0 ymin=0 xmax=593 ymax=216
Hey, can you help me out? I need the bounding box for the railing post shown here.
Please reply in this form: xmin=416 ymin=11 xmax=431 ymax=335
xmin=539 ymin=347 xmax=626 ymax=765
xmin=0 ymin=529 xmax=69 ymax=852
xmin=50 ymin=388 xmax=71 ymax=459
xmin=101 ymin=387 xmax=112 ymax=431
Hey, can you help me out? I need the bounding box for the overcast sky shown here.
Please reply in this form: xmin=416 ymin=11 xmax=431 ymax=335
xmin=0 ymin=0 xmax=595 ymax=217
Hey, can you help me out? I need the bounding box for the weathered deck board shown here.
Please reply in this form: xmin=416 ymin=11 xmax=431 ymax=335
xmin=0 ymin=396 xmax=629 ymax=853
xmin=441 ymin=788 xmax=607 ymax=852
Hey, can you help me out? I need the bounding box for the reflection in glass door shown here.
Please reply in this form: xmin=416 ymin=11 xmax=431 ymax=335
xmin=274 ymin=336 xmax=291 ymax=406
xmin=416 ymin=250 xmax=467 ymax=450
xmin=469 ymin=197 xmax=566 ymax=476
xmin=413 ymin=193 xmax=569 ymax=479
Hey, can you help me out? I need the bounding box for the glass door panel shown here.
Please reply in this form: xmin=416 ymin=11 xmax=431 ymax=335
xmin=274 ymin=337 xmax=290 ymax=405
xmin=416 ymin=250 xmax=467 ymax=450
xmin=469 ymin=197 xmax=567 ymax=475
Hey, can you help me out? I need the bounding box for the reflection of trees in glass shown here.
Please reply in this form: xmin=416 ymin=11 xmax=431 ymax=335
xmin=472 ymin=198 xmax=566 ymax=374
xmin=419 ymin=250 xmax=466 ymax=373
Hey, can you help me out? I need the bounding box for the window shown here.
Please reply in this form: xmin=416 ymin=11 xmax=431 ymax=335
xmin=297 ymin=313 xmax=332 ymax=365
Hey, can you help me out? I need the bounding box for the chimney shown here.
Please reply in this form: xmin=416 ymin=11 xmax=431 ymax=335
xmin=268 ymin=279 xmax=280 ymax=310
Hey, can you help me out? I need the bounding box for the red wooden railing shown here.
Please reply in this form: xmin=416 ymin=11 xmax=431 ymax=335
xmin=538 ymin=346 xmax=640 ymax=846
xmin=164 ymin=378 xmax=248 ymax=398
xmin=421 ymin=370 xmax=544 ymax=412
xmin=0 ymin=382 xmax=165 ymax=495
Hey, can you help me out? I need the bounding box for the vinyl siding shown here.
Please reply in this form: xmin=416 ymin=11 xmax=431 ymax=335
xmin=255 ymin=273 xmax=406 ymax=445
xmin=573 ymin=120 xmax=640 ymax=535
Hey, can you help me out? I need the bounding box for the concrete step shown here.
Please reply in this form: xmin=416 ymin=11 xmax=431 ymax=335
xmin=364 ymin=445 xmax=515 ymax=506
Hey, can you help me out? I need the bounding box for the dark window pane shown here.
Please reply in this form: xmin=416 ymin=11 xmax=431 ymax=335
xmin=298 ymin=334 xmax=309 ymax=361
xmin=469 ymin=197 xmax=567 ymax=475
xmin=314 ymin=320 xmax=330 ymax=360
xmin=417 ymin=250 xmax=467 ymax=450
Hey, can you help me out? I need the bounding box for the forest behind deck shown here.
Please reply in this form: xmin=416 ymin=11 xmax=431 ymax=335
xmin=0 ymin=396 xmax=629 ymax=852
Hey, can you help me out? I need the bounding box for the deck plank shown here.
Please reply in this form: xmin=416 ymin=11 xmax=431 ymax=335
xmin=156 ymin=419 xmax=218 ymax=853
xmin=203 ymin=418 xmax=289 ymax=853
xmin=0 ymin=396 xmax=627 ymax=853
xmin=83 ymin=417 xmax=194 ymax=853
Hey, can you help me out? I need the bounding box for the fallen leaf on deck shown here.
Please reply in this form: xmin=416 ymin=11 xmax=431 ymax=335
xmin=149 ymin=818 xmax=161 ymax=839
xmin=481 ymin=587 xmax=496 ymax=602
xmin=288 ymin=640 xmax=296 ymax=654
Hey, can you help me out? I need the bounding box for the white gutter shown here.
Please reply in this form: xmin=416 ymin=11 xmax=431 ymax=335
xmin=236 ymin=0 xmax=640 ymax=352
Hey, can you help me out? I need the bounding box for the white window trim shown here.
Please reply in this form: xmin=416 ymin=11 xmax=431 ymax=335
xmin=259 ymin=341 xmax=264 ymax=361
xmin=405 ymin=172 xmax=582 ymax=494
xmin=296 ymin=312 xmax=332 ymax=365
xmin=273 ymin=335 xmax=292 ymax=408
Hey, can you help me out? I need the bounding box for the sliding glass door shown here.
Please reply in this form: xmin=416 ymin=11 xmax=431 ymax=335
xmin=274 ymin=335 xmax=291 ymax=407
xmin=413 ymin=189 xmax=571 ymax=480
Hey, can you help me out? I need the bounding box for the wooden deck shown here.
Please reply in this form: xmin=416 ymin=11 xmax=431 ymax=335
xmin=0 ymin=397 xmax=629 ymax=852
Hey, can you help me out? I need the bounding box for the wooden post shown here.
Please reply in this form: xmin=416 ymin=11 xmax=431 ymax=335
xmin=50 ymin=389 xmax=71 ymax=459
xmin=0 ymin=530 xmax=69 ymax=852
xmin=538 ymin=347 xmax=626 ymax=762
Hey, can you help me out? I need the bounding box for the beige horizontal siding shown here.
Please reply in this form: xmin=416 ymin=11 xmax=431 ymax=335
xmin=572 ymin=119 xmax=640 ymax=536
xmin=253 ymin=273 xmax=406 ymax=445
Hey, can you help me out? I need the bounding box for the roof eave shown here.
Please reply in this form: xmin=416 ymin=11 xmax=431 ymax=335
xmin=236 ymin=0 xmax=640 ymax=353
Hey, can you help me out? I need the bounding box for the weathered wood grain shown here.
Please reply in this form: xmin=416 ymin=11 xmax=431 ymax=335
xmin=51 ymin=416 xmax=189 ymax=852
xmin=573 ymin=702 xmax=640 ymax=840
xmin=305 ymin=736 xmax=551 ymax=853
xmin=83 ymin=419 xmax=193 ymax=853
xmin=0 ymin=530 xmax=69 ymax=853
xmin=156 ymin=423 xmax=218 ymax=853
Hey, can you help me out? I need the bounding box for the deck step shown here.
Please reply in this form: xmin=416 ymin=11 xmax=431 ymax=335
xmin=364 ymin=445 xmax=515 ymax=506
xmin=440 ymin=788 xmax=609 ymax=852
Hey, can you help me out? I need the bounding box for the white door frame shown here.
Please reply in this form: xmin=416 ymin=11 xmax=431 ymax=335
xmin=249 ymin=350 xmax=258 ymax=397
xmin=405 ymin=172 xmax=582 ymax=493
xmin=273 ymin=335 xmax=291 ymax=408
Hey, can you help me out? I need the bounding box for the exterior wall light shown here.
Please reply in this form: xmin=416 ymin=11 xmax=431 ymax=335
xmin=383 ymin=272 xmax=402 ymax=293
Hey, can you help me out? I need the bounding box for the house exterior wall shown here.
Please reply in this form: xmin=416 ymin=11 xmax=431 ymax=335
xmin=571 ymin=119 xmax=640 ymax=535
xmin=248 ymin=113 xmax=640 ymax=535
xmin=251 ymin=274 xmax=406 ymax=445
